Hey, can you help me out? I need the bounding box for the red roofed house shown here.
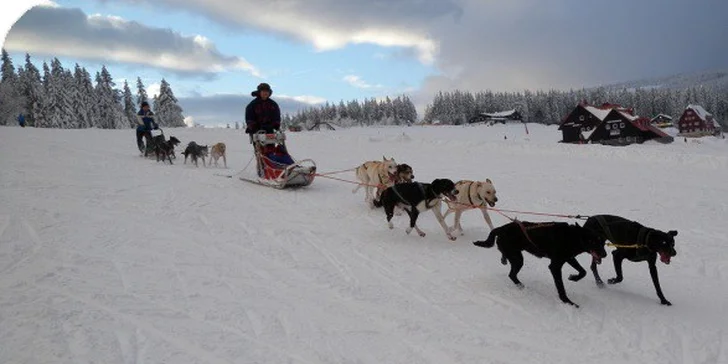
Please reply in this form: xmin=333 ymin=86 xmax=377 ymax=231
xmin=677 ymin=104 xmax=721 ymax=137
xmin=559 ymin=101 xmax=631 ymax=143
xmin=588 ymin=109 xmax=674 ymax=145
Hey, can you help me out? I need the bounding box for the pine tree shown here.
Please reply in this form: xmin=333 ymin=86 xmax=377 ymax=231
xmin=44 ymin=58 xmax=75 ymax=129
xmin=1 ymin=48 xmax=17 ymax=84
xmin=95 ymin=66 xmax=125 ymax=129
xmin=136 ymin=77 xmax=148 ymax=107
xmin=122 ymin=81 xmax=137 ymax=128
xmin=154 ymin=78 xmax=185 ymax=127
xmin=0 ymin=49 xmax=23 ymax=125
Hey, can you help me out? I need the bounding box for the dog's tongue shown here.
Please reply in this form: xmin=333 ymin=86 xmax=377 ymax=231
xmin=590 ymin=251 xmax=602 ymax=265
xmin=659 ymin=251 xmax=671 ymax=265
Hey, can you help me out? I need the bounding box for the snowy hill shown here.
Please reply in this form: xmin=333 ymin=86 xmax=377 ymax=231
xmin=1 ymin=124 xmax=728 ymax=364
xmin=602 ymin=69 xmax=728 ymax=91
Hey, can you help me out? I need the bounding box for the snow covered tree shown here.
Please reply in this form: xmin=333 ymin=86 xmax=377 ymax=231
xmin=43 ymin=58 xmax=75 ymax=128
xmin=0 ymin=49 xmax=23 ymax=125
xmin=136 ymin=77 xmax=148 ymax=107
xmin=1 ymin=48 xmax=17 ymax=84
xmin=17 ymin=54 xmax=43 ymax=127
xmin=94 ymin=66 xmax=125 ymax=129
xmin=153 ymin=78 xmax=185 ymax=127
xmin=72 ymin=65 xmax=95 ymax=129
xmin=122 ymin=81 xmax=137 ymax=128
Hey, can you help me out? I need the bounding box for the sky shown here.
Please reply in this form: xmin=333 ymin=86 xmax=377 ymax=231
xmin=2 ymin=0 xmax=727 ymax=125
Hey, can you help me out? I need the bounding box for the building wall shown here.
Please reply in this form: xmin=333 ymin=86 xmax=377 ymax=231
xmin=559 ymin=106 xmax=603 ymax=143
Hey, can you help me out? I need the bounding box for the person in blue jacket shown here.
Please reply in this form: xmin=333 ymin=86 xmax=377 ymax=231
xmin=245 ymin=83 xmax=281 ymax=134
xmin=17 ymin=113 xmax=26 ymax=127
xmin=136 ymin=101 xmax=158 ymax=155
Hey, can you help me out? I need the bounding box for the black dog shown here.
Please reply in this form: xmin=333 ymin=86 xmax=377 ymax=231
xmin=583 ymin=215 xmax=678 ymax=305
xmin=473 ymin=221 xmax=607 ymax=307
xmin=182 ymin=141 xmax=209 ymax=167
xmin=154 ymin=136 xmax=180 ymax=164
xmin=375 ymin=179 xmax=459 ymax=240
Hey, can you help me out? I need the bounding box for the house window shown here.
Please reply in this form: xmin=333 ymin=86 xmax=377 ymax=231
xmin=620 ymin=123 xmax=625 ymax=129
xmin=579 ymin=115 xmax=585 ymax=121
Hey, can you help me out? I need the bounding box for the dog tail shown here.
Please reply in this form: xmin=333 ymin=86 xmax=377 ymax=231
xmin=473 ymin=229 xmax=498 ymax=249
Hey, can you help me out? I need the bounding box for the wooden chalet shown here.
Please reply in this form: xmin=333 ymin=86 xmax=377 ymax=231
xmin=650 ymin=114 xmax=674 ymax=128
xmin=589 ymin=109 xmax=674 ymax=145
xmin=469 ymin=109 xmax=523 ymax=125
xmin=677 ymin=104 xmax=721 ymax=137
xmin=559 ymin=102 xmax=628 ymax=143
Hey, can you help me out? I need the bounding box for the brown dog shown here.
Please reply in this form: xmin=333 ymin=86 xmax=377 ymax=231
xmin=208 ymin=143 xmax=227 ymax=168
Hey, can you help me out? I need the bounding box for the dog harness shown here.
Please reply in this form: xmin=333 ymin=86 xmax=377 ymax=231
xmin=466 ymin=182 xmax=486 ymax=207
xmin=596 ymin=216 xmax=653 ymax=254
xmin=391 ymin=183 xmax=437 ymax=209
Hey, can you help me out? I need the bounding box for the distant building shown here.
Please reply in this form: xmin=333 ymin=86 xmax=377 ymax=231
xmin=589 ymin=109 xmax=673 ymax=145
xmin=559 ymin=102 xmax=630 ymax=143
xmin=650 ymin=114 xmax=673 ymax=128
xmin=677 ymin=104 xmax=721 ymax=137
xmin=469 ymin=110 xmax=523 ymax=125
xmin=559 ymin=101 xmax=673 ymax=145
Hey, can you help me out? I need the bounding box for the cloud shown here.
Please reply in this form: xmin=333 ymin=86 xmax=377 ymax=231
xmin=277 ymin=94 xmax=327 ymax=105
xmin=3 ymin=5 xmax=260 ymax=77
xmin=177 ymin=93 xmax=326 ymax=125
xmin=94 ymin=0 xmax=464 ymax=65
xmin=343 ymin=75 xmax=382 ymax=89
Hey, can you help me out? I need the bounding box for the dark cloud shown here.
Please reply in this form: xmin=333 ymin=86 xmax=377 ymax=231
xmin=3 ymin=4 xmax=259 ymax=77
xmin=95 ymin=0 xmax=464 ymax=64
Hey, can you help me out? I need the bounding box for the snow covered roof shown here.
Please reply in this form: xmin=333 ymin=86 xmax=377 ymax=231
xmin=686 ymin=104 xmax=712 ymax=121
xmin=616 ymin=110 xmax=639 ymax=122
xmin=651 ymin=113 xmax=672 ymax=121
xmin=583 ymin=106 xmax=613 ymax=121
xmin=482 ymin=109 xmax=519 ymax=118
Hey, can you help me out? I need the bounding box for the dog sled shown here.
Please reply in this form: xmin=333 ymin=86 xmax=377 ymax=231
xmin=143 ymin=128 xmax=166 ymax=157
xmin=241 ymin=130 xmax=316 ymax=189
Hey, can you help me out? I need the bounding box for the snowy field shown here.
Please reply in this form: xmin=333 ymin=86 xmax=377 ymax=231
xmin=1 ymin=124 xmax=727 ymax=364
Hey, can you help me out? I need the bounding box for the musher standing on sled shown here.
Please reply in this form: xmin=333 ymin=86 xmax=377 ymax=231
xmin=245 ymin=83 xmax=294 ymax=166
xmin=136 ymin=101 xmax=158 ymax=156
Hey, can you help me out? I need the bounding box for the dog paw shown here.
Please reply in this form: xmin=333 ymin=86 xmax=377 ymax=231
xmin=388 ymin=223 xmax=394 ymax=230
xmin=596 ymin=281 xmax=605 ymax=288
xmin=568 ymin=274 xmax=584 ymax=282
xmin=447 ymin=235 xmax=456 ymax=241
xmin=566 ymin=301 xmax=580 ymax=309
xmin=607 ymin=278 xmax=622 ymax=285
xmin=661 ymin=300 xmax=672 ymax=306
xmin=418 ymin=232 xmax=426 ymax=237
xmin=501 ymin=257 xmax=508 ymax=265
xmin=515 ymin=283 xmax=525 ymax=290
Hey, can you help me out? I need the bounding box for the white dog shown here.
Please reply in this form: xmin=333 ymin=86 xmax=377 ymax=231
xmin=444 ymin=179 xmax=498 ymax=235
xmin=352 ymin=156 xmax=397 ymax=207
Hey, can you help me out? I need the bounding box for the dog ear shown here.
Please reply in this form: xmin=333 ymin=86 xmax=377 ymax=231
xmin=668 ymin=230 xmax=678 ymax=237
xmin=486 ymin=178 xmax=492 ymax=184
xmin=382 ymin=155 xmax=386 ymax=161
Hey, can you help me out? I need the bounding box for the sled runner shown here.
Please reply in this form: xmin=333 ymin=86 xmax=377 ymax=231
xmin=241 ymin=130 xmax=316 ymax=189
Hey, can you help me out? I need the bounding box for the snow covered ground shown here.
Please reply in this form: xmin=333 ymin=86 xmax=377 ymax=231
xmin=1 ymin=124 xmax=727 ymax=364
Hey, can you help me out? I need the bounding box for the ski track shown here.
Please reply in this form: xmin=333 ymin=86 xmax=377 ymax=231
xmin=1 ymin=125 xmax=727 ymax=363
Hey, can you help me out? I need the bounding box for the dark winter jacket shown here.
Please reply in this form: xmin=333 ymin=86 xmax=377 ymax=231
xmin=136 ymin=110 xmax=158 ymax=131
xmin=17 ymin=113 xmax=25 ymax=127
xmin=245 ymin=97 xmax=281 ymax=134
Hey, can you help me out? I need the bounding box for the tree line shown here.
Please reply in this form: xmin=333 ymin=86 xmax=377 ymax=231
xmin=285 ymin=95 xmax=418 ymax=129
xmin=423 ymin=87 xmax=728 ymax=127
xmin=0 ymin=49 xmax=185 ymax=129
